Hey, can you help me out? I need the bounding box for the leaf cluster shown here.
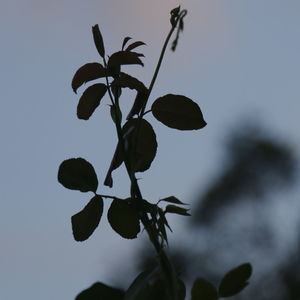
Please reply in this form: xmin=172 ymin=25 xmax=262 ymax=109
xmin=57 ymin=157 xmax=191 ymax=242
xmin=59 ymin=6 xmax=206 ymax=245
xmin=74 ymin=263 xmax=252 ymax=300
xmin=191 ymin=263 xmax=253 ymax=300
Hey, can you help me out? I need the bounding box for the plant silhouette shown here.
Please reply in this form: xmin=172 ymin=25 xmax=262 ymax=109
xmin=58 ymin=6 xmax=253 ymax=299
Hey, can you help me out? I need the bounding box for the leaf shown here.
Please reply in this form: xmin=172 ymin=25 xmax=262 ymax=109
xmin=158 ymin=196 xmax=187 ymax=205
xmin=71 ymin=63 xmax=107 ymax=93
xmin=147 ymin=279 xmax=166 ymax=299
xmin=157 ymin=208 xmax=172 ymax=245
xmin=124 ymin=118 xmax=157 ymax=172
xmin=107 ymin=51 xmax=144 ymax=69
xmin=111 ymin=84 xmax=122 ymax=100
xmin=158 ymin=208 xmax=172 ymax=232
xmin=126 ymin=91 xmax=148 ymax=120
xmin=109 ymin=65 xmax=121 ymax=79
xmin=158 ymin=216 xmax=168 ymax=244
xmin=104 ymin=119 xmax=157 ymax=187
xmin=147 ymin=278 xmax=185 ymax=300
xmin=103 ymin=142 xmax=124 ymax=187
xmin=191 ymin=278 xmax=218 ymax=300
xmin=125 ymin=41 xmax=146 ymax=52
xmin=71 ymin=195 xmax=103 ymax=241
xmin=218 ymin=263 xmax=252 ymax=297
xmin=77 ymin=83 xmax=107 ymax=120
xmin=141 ymin=199 xmax=157 ymax=214
xmin=124 ymin=268 xmax=159 ymax=300
xmin=177 ymin=278 xmax=187 ymax=300
xmin=76 ymin=282 xmax=124 ymax=300
xmin=151 ymin=94 xmax=207 ymax=130
xmin=58 ymin=158 xmax=98 ymax=193
xmin=111 ymin=72 xmax=147 ymax=92
xmin=122 ymin=36 xmax=132 ymax=50
xmin=165 ymin=205 xmax=191 ymax=216
xmin=107 ymin=198 xmax=140 ymax=239
xmin=92 ymin=24 xmax=105 ymax=58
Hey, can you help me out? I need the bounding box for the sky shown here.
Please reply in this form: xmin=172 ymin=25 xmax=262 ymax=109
xmin=1 ymin=0 xmax=300 ymax=299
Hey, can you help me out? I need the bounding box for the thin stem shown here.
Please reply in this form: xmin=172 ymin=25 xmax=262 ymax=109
xmin=142 ymin=109 xmax=152 ymax=116
xmin=139 ymin=10 xmax=187 ymax=117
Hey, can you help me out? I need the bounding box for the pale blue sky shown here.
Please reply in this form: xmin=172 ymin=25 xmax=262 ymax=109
xmin=1 ymin=1 xmax=299 ymax=299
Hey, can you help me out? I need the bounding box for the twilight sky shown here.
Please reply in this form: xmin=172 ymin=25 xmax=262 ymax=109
xmin=1 ymin=1 xmax=300 ymax=299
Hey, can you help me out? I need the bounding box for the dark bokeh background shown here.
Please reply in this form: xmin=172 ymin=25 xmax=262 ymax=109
xmin=126 ymin=122 xmax=300 ymax=299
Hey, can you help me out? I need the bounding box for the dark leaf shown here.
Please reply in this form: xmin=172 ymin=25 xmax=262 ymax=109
xmin=141 ymin=199 xmax=157 ymax=215
xmin=157 ymin=207 xmax=173 ymax=241
xmin=124 ymin=118 xmax=157 ymax=172
xmin=107 ymin=198 xmax=140 ymax=239
xmin=218 ymin=263 xmax=252 ymax=297
xmin=71 ymin=195 xmax=103 ymax=241
xmin=122 ymin=36 xmax=132 ymax=50
xmin=58 ymin=158 xmax=98 ymax=193
xmin=165 ymin=205 xmax=191 ymax=216
xmin=76 ymin=282 xmax=124 ymax=300
xmin=108 ymin=51 xmax=144 ymax=69
xmin=111 ymin=84 xmax=122 ymax=99
xmin=109 ymin=65 xmax=121 ymax=78
xmin=158 ymin=208 xmax=172 ymax=232
xmin=111 ymin=72 xmax=147 ymax=93
xmin=147 ymin=279 xmax=167 ymax=300
xmin=77 ymin=83 xmax=107 ymax=120
xmin=158 ymin=196 xmax=187 ymax=205
xmin=124 ymin=268 xmax=159 ymax=300
xmin=151 ymin=94 xmax=207 ymax=130
xmin=71 ymin=63 xmax=107 ymax=93
xmin=147 ymin=278 xmax=186 ymax=300
xmin=177 ymin=278 xmax=187 ymax=300
xmin=126 ymin=91 xmax=148 ymax=120
xmin=158 ymin=216 xmax=168 ymax=244
xmin=103 ymin=142 xmax=124 ymax=188
xmin=104 ymin=119 xmax=157 ymax=187
xmin=92 ymin=24 xmax=105 ymax=58
xmin=191 ymin=278 xmax=218 ymax=300
xmin=125 ymin=41 xmax=146 ymax=52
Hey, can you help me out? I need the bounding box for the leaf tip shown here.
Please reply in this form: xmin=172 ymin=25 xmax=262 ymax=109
xmin=92 ymin=24 xmax=105 ymax=58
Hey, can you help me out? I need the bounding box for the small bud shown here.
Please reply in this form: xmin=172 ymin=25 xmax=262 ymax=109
xmin=92 ymin=24 xmax=105 ymax=58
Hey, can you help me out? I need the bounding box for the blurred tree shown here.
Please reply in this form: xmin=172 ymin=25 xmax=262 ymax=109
xmin=279 ymin=233 xmax=300 ymax=300
xmin=192 ymin=123 xmax=296 ymax=226
xmin=127 ymin=122 xmax=299 ymax=299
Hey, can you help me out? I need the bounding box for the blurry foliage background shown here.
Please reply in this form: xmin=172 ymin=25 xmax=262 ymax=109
xmin=1 ymin=0 xmax=300 ymax=299
xmin=124 ymin=122 xmax=300 ymax=300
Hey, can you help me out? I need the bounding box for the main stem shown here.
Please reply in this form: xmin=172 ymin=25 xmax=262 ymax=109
xmin=104 ymin=12 xmax=186 ymax=299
